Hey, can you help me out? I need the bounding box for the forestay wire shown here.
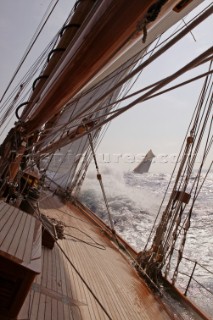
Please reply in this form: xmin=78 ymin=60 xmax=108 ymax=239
xmin=0 ymin=0 xmax=60 ymax=104
xmin=84 ymin=121 xmax=118 ymax=240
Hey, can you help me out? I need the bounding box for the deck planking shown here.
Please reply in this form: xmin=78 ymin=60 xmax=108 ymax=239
xmin=16 ymin=194 xmax=174 ymax=320
xmin=0 ymin=201 xmax=41 ymax=269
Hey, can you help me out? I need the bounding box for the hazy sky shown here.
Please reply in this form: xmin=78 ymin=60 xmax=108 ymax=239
xmin=0 ymin=0 xmax=212 ymax=172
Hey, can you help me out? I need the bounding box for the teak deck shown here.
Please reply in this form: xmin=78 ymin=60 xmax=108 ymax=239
xmin=0 ymin=201 xmax=41 ymax=319
xmin=0 ymin=201 xmax=41 ymax=272
xmin=12 ymin=194 xmax=173 ymax=320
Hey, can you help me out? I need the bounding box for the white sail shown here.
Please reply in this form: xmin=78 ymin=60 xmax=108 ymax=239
xmin=133 ymin=149 xmax=155 ymax=174
xmin=45 ymin=54 xmax=139 ymax=190
xmin=0 ymin=0 xmax=206 ymax=194
xmin=38 ymin=0 xmax=204 ymax=191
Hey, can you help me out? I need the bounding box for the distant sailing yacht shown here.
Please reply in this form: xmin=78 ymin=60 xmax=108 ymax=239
xmin=133 ymin=149 xmax=155 ymax=174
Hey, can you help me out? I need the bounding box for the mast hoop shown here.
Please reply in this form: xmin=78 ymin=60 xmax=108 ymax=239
xmin=59 ymin=23 xmax=81 ymax=37
xmin=15 ymin=102 xmax=28 ymax=120
xmin=74 ymin=0 xmax=82 ymax=11
xmin=32 ymin=75 xmax=49 ymax=91
xmin=47 ymin=48 xmax=66 ymax=62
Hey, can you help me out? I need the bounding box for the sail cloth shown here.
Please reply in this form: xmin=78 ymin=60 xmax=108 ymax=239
xmin=37 ymin=0 xmax=205 ymax=152
xmin=44 ymin=54 xmax=138 ymax=190
xmin=40 ymin=0 xmax=204 ymax=191
xmin=5 ymin=0 xmax=203 ymax=192
xmin=22 ymin=0 xmax=203 ymax=135
xmin=133 ymin=150 xmax=155 ymax=174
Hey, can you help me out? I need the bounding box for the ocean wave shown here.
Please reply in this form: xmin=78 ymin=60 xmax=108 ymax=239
xmin=79 ymin=166 xmax=213 ymax=315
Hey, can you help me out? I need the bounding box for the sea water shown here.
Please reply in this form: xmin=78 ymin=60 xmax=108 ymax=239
xmin=79 ymin=166 xmax=213 ymax=318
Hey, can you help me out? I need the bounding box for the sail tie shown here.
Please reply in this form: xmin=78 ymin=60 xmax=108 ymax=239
xmin=137 ymin=0 xmax=168 ymax=43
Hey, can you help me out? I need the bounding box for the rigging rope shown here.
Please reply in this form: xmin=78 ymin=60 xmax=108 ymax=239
xmin=38 ymin=46 xmax=213 ymax=156
xmin=34 ymin=192 xmax=184 ymax=319
xmin=8 ymin=60 xmax=211 ymax=188
xmin=9 ymin=5 xmax=210 ymax=158
xmin=85 ymin=123 xmax=117 ymax=239
xmin=35 ymin=205 xmax=113 ymax=320
xmin=50 ymin=2 xmax=212 ymax=122
xmin=30 ymin=67 xmax=213 ymax=156
xmin=56 ymin=6 xmax=212 ymax=129
xmin=0 ymin=34 xmax=58 ymax=132
xmin=142 ymin=65 xmax=213 ymax=283
xmin=14 ymin=2 xmax=210 ymax=152
xmin=0 ymin=0 xmax=60 ymax=104
xmin=63 ymin=68 xmax=213 ymax=126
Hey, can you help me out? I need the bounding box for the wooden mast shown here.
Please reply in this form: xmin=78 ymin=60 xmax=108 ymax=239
xmin=23 ymin=0 xmax=156 ymax=134
xmin=21 ymin=0 xmax=97 ymax=121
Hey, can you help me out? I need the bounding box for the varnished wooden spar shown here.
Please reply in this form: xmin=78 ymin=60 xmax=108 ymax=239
xmin=21 ymin=0 xmax=96 ymax=121
xmin=24 ymin=0 xmax=156 ymax=134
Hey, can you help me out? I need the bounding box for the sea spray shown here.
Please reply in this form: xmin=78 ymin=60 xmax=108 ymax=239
xmin=79 ymin=165 xmax=213 ymax=316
